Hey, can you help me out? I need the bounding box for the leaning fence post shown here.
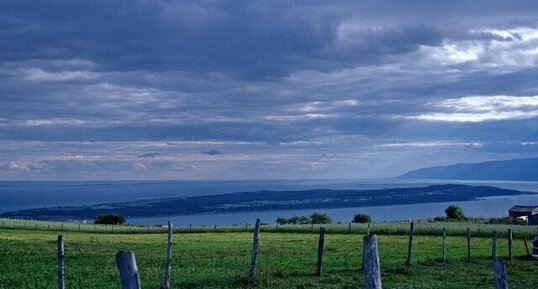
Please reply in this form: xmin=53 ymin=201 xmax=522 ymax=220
xmin=492 ymin=231 xmax=497 ymax=262
xmin=116 ymin=251 xmax=142 ymax=289
xmin=316 ymin=227 xmax=325 ymax=277
xmin=363 ymin=235 xmax=382 ymax=289
xmin=507 ymin=229 xmax=513 ymax=261
xmin=57 ymin=235 xmax=64 ymax=289
xmin=405 ymin=222 xmax=414 ymax=265
xmin=493 ymin=259 xmax=508 ymax=289
xmin=163 ymin=221 xmax=173 ymax=289
xmin=467 ymin=228 xmax=471 ymax=262
xmin=249 ymin=218 xmax=261 ymax=278
xmin=442 ymin=226 xmax=446 ymax=263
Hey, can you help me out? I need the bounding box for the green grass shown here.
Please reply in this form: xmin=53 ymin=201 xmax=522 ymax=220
xmin=0 ymin=224 xmax=537 ymax=289
xmin=2 ymin=218 xmax=538 ymax=238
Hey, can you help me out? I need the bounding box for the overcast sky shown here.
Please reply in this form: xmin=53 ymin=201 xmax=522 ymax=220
xmin=1 ymin=0 xmax=538 ymax=180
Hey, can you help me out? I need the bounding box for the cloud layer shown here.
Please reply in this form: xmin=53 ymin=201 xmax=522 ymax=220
xmin=1 ymin=1 xmax=538 ymax=179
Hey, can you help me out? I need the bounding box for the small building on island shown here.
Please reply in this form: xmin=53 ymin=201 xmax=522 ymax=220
xmin=508 ymin=205 xmax=538 ymax=224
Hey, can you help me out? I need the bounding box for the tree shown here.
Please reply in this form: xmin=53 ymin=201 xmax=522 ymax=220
xmin=292 ymin=215 xmax=311 ymax=224
xmin=276 ymin=217 xmax=288 ymax=225
xmin=310 ymin=212 xmax=332 ymax=224
xmin=445 ymin=205 xmax=466 ymax=221
xmin=94 ymin=214 xmax=126 ymax=225
xmin=352 ymin=213 xmax=372 ymax=223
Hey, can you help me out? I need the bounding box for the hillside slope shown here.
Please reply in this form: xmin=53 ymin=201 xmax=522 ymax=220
xmin=400 ymin=158 xmax=538 ymax=181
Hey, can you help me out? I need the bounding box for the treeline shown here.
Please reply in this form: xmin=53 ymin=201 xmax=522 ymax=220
xmin=276 ymin=212 xmax=332 ymax=225
xmin=276 ymin=212 xmax=372 ymax=225
xmin=274 ymin=205 xmax=527 ymax=227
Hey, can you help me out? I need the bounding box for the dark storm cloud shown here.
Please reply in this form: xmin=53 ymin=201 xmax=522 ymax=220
xmin=0 ymin=0 xmax=493 ymax=77
xmin=2 ymin=0 xmax=538 ymax=179
xmin=137 ymin=153 xmax=160 ymax=158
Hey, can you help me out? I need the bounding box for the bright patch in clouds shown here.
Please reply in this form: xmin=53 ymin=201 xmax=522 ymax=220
xmin=421 ymin=27 xmax=538 ymax=69
xmin=411 ymin=95 xmax=538 ymax=122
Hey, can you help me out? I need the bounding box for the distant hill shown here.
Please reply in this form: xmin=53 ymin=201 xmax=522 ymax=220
xmin=400 ymin=158 xmax=538 ymax=181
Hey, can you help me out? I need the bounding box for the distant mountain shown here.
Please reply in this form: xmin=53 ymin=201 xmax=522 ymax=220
xmin=0 ymin=184 xmax=530 ymax=220
xmin=400 ymin=158 xmax=538 ymax=181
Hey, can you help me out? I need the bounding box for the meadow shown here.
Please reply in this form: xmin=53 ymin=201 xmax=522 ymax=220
xmin=0 ymin=220 xmax=537 ymax=289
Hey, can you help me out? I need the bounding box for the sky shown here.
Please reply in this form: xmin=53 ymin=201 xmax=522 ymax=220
xmin=1 ymin=0 xmax=538 ymax=180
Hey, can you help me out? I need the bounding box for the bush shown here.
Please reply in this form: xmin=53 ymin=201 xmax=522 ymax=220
xmin=445 ymin=205 xmax=466 ymax=221
xmin=352 ymin=213 xmax=372 ymax=223
xmin=488 ymin=217 xmax=527 ymax=225
xmin=94 ymin=214 xmax=126 ymax=225
xmin=310 ymin=212 xmax=332 ymax=224
xmin=275 ymin=212 xmax=332 ymax=225
xmin=290 ymin=215 xmax=311 ymax=224
xmin=276 ymin=217 xmax=288 ymax=225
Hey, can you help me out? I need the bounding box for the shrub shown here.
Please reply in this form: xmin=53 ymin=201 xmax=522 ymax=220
xmin=94 ymin=214 xmax=126 ymax=225
xmin=445 ymin=205 xmax=466 ymax=221
xmin=352 ymin=213 xmax=372 ymax=223
xmin=310 ymin=212 xmax=332 ymax=224
xmin=275 ymin=212 xmax=332 ymax=225
xmin=487 ymin=217 xmax=527 ymax=225
xmin=276 ymin=217 xmax=288 ymax=225
xmin=289 ymin=215 xmax=311 ymax=224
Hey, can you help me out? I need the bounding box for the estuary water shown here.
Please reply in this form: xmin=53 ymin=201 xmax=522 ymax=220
xmin=1 ymin=179 xmax=538 ymax=226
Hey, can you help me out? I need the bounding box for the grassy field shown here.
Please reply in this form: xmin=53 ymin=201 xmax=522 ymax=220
xmin=2 ymin=218 xmax=538 ymax=238
xmin=1 ymin=223 xmax=537 ymax=289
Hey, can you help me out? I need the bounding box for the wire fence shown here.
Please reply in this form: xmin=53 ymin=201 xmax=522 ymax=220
xmin=1 ymin=217 xmax=537 ymax=238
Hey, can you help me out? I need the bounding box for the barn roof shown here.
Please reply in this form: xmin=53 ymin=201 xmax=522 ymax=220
xmin=509 ymin=205 xmax=538 ymax=213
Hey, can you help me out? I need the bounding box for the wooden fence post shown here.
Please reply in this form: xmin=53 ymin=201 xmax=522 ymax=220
xmin=163 ymin=221 xmax=173 ymax=289
xmin=116 ymin=251 xmax=142 ymax=289
xmin=507 ymin=229 xmax=513 ymax=261
xmin=249 ymin=218 xmax=261 ymax=278
xmin=367 ymin=223 xmax=371 ymax=235
xmin=57 ymin=235 xmax=64 ymax=289
xmin=405 ymin=222 xmax=414 ymax=266
xmin=442 ymin=226 xmax=446 ymax=263
xmin=493 ymin=259 xmax=508 ymax=289
xmin=467 ymin=228 xmax=471 ymax=262
xmin=492 ymin=231 xmax=497 ymax=262
xmin=316 ymin=227 xmax=325 ymax=277
xmin=348 ymin=222 xmax=351 ymax=233
xmin=363 ymin=235 xmax=382 ymax=289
